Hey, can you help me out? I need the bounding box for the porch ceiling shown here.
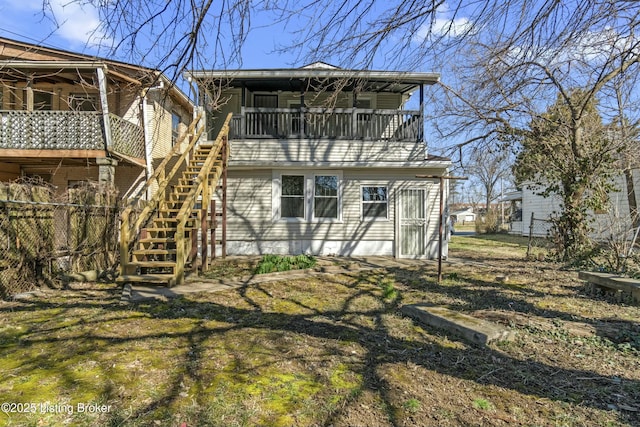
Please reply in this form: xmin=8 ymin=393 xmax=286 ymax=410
xmin=189 ymin=69 xmax=440 ymax=94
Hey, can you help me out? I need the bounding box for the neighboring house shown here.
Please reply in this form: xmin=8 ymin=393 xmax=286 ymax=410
xmin=0 ymin=37 xmax=194 ymax=198
xmin=451 ymin=208 xmax=476 ymax=224
xmin=504 ymin=171 xmax=640 ymax=238
xmin=187 ymin=63 xmax=451 ymax=258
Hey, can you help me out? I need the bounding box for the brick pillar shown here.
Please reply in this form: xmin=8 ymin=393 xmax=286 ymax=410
xmin=96 ymin=157 xmax=118 ymax=186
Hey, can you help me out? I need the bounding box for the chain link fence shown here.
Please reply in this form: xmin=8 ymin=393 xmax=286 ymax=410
xmin=0 ymin=179 xmax=119 ymax=298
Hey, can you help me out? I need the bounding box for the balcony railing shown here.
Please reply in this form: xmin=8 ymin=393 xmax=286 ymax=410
xmin=0 ymin=110 xmax=145 ymax=160
xmin=230 ymin=107 xmax=422 ymax=141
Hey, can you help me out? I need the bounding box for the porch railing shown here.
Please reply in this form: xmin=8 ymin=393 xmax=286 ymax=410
xmin=0 ymin=110 xmax=145 ymax=160
xmin=230 ymin=107 xmax=422 ymax=141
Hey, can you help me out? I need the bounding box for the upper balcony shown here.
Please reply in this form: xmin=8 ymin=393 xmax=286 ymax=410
xmin=230 ymin=107 xmax=422 ymax=142
xmin=0 ymin=110 xmax=145 ymax=162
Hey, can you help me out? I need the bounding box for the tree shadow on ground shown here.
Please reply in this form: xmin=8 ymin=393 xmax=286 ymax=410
xmin=1 ymin=269 xmax=639 ymax=426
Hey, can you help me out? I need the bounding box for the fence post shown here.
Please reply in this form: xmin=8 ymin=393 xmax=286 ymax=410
xmin=211 ymin=200 xmax=216 ymax=260
xmin=527 ymin=212 xmax=535 ymax=258
xmin=201 ymin=203 xmax=208 ymax=271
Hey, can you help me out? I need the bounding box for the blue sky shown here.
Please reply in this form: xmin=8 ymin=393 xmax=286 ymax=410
xmin=0 ymin=0 xmax=314 ymax=68
xmin=0 ymin=0 xmax=471 ymax=71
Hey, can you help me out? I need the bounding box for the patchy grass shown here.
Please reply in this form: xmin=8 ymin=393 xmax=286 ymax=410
xmin=0 ymin=235 xmax=639 ymax=426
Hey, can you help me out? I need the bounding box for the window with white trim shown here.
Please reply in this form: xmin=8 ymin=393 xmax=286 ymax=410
xmin=281 ymin=175 xmax=305 ymax=218
xmin=362 ymin=186 xmax=388 ymax=219
xmin=314 ymin=175 xmax=338 ymax=219
xmin=274 ymin=171 xmax=342 ymax=221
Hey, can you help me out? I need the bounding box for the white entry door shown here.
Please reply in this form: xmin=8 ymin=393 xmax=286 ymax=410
xmin=399 ymin=188 xmax=427 ymax=257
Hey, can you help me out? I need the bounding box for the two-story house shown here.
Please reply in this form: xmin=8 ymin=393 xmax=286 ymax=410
xmin=0 ymin=37 xmax=194 ymax=198
xmin=187 ymin=63 xmax=451 ymax=259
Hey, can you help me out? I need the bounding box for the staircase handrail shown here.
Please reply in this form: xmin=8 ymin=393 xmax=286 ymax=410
xmin=120 ymin=111 xmax=205 ymax=275
xmin=174 ymin=113 xmax=232 ymax=283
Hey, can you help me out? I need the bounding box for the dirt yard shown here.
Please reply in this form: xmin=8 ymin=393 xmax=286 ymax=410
xmin=0 ymin=234 xmax=638 ymax=426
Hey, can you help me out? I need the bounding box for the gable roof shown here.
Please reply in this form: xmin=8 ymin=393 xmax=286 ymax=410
xmin=0 ymin=36 xmax=193 ymax=109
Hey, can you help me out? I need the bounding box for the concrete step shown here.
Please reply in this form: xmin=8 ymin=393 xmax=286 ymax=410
xmin=401 ymin=304 xmax=515 ymax=346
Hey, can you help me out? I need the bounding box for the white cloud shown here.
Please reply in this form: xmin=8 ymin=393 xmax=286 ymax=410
xmin=413 ymin=2 xmax=473 ymax=42
xmin=48 ymin=0 xmax=107 ymax=46
xmin=0 ymin=0 xmax=106 ymax=46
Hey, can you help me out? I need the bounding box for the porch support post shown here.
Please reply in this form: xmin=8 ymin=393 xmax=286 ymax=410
xmin=96 ymin=67 xmax=113 ymax=151
xmin=25 ymin=74 xmax=34 ymax=111
xmin=419 ymin=84 xmax=425 ymax=143
xmin=240 ymin=84 xmax=246 ymax=138
xmin=352 ymin=90 xmax=358 ymax=138
xmin=300 ymin=81 xmax=306 ymax=138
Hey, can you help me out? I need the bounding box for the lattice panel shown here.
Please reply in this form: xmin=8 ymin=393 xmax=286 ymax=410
xmin=0 ymin=111 xmax=104 ymax=150
xmin=108 ymin=114 xmax=145 ymax=159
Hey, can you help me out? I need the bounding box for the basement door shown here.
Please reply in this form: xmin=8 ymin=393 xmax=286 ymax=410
xmin=398 ymin=188 xmax=427 ymax=257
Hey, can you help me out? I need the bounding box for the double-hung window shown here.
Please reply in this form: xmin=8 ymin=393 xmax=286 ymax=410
xmin=314 ymin=175 xmax=338 ymax=219
xmin=362 ymin=186 xmax=388 ymax=219
xmin=281 ymin=175 xmax=305 ymax=218
xmin=275 ymin=171 xmax=341 ymax=221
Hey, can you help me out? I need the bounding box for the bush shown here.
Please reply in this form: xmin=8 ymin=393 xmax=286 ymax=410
xmin=475 ymin=209 xmax=501 ymax=234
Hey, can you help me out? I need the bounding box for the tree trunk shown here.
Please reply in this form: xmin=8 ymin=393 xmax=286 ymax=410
xmin=624 ymin=167 xmax=639 ymax=229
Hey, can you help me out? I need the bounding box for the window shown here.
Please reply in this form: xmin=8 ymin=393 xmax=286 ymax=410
xmin=70 ymin=94 xmax=98 ymax=111
xmin=171 ymin=112 xmax=181 ymax=145
xmin=274 ymin=171 xmax=342 ymax=222
xmin=33 ymin=91 xmax=53 ymax=110
xmin=362 ymin=186 xmax=388 ymax=219
xmin=281 ymin=175 xmax=305 ymax=218
xmin=314 ymin=175 xmax=338 ymax=218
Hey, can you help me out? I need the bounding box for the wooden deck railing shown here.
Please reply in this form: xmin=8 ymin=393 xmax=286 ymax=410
xmin=229 ymin=107 xmax=422 ymax=141
xmin=0 ymin=110 xmax=145 ymax=160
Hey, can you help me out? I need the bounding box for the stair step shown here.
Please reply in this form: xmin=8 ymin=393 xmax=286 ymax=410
xmin=130 ymin=261 xmax=177 ymax=268
xmin=139 ymin=237 xmax=176 ymax=244
xmin=117 ymin=274 xmax=174 ymax=284
xmin=144 ymin=227 xmax=177 ymax=233
xmin=133 ymin=249 xmax=177 ymax=256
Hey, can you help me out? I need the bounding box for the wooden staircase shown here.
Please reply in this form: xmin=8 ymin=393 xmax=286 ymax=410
xmin=118 ymin=112 xmax=231 ymax=286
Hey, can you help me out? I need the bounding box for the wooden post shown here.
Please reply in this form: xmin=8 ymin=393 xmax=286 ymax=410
xmin=119 ymin=214 xmax=130 ymax=276
xmin=25 ymin=75 xmax=34 ymax=111
xmin=221 ymin=137 xmax=228 ymax=258
xmin=201 ymin=203 xmax=208 ymax=271
xmin=96 ymin=67 xmax=112 ymax=151
xmin=211 ymin=200 xmax=216 ymax=260
xmin=527 ymin=212 xmax=535 ymax=258
xmin=415 ymin=174 xmax=468 ymax=283
xmin=438 ymin=176 xmax=444 ymax=283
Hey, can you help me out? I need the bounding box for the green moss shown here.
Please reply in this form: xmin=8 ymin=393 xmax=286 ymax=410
xmin=330 ymin=363 xmax=362 ymax=390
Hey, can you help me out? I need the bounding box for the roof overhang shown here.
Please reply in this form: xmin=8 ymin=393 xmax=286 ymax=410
xmin=186 ymin=69 xmax=440 ymax=94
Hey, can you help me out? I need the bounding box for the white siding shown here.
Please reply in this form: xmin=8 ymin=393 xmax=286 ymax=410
xmin=217 ymin=168 xmax=444 ymax=257
xmin=521 ymin=170 xmax=640 ymax=238
xmin=230 ymin=139 xmax=427 ymax=163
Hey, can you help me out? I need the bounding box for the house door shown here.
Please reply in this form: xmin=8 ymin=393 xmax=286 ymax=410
xmin=398 ymin=188 xmax=427 ymax=257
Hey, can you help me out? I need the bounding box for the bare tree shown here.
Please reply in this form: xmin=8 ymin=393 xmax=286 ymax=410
xmin=465 ymin=147 xmax=511 ymax=214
